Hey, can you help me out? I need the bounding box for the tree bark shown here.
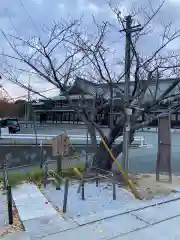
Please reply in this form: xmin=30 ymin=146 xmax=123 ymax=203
xmin=92 ymin=129 xmax=134 ymax=171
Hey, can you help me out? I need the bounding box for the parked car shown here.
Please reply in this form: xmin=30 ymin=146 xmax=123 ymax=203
xmin=0 ymin=118 xmax=20 ymax=133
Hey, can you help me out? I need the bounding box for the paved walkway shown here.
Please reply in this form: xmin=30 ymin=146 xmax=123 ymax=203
xmin=1 ymin=232 xmax=30 ymax=240
xmin=12 ymin=183 xmax=77 ymax=239
xmin=10 ymin=183 xmax=180 ymax=239
xmin=0 ymin=191 xmax=30 ymax=240
xmin=0 ymin=192 xmax=8 ymax=236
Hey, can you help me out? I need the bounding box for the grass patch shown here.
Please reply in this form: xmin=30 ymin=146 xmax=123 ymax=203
xmin=0 ymin=163 xmax=85 ymax=187
xmin=60 ymin=163 xmax=85 ymax=178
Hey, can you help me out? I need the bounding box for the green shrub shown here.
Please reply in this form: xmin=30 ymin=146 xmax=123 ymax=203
xmin=0 ymin=163 xmax=85 ymax=187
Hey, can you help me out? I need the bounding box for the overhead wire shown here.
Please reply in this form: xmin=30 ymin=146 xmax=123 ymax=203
xmin=4 ymin=8 xmax=19 ymax=34
xmin=12 ymin=87 xmax=58 ymax=100
xmin=0 ymin=86 xmax=14 ymax=102
xmin=19 ymin=0 xmax=41 ymax=36
xmin=0 ymin=70 xmax=58 ymax=103
xmin=2 ymin=2 xmax=59 ymax=102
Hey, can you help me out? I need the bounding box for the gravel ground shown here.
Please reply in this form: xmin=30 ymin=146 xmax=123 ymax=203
xmin=135 ymin=173 xmax=180 ymax=199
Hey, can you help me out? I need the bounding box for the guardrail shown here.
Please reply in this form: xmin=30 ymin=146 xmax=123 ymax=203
xmin=18 ymin=121 xmax=86 ymax=128
xmin=0 ymin=133 xmax=146 ymax=146
xmin=0 ymin=127 xmax=9 ymax=135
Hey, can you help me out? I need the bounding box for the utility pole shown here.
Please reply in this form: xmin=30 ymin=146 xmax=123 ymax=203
xmin=109 ymin=86 xmax=114 ymax=129
xmin=26 ymin=76 xmax=31 ymax=121
xmin=122 ymin=15 xmax=142 ymax=174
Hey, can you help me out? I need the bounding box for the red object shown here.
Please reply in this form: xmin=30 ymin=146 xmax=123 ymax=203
xmin=8 ymin=125 xmax=16 ymax=128
xmin=45 ymin=202 xmax=48 ymax=204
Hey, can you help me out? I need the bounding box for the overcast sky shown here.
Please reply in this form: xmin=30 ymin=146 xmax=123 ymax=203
xmin=0 ymin=0 xmax=179 ymax=101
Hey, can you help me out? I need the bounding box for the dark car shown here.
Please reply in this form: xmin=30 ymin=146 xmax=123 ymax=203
xmin=0 ymin=118 xmax=20 ymax=133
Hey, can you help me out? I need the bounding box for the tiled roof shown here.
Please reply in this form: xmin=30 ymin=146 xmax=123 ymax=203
xmin=50 ymin=77 xmax=180 ymax=101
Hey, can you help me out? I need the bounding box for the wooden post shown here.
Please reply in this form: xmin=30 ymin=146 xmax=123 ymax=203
xmin=3 ymin=157 xmax=8 ymax=190
xmin=52 ymin=134 xmax=69 ymax=174
xmin=40 ymin=140 xmax=43 ymax=169
xmin=57 ymin=155 xmax=62 ymax=173
xmin=156 ymin=114 xmax=172 ymax=182
xmin=44 ymin=163 xmax=48 ymax=188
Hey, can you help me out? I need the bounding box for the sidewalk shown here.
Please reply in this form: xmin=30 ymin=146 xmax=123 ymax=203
xmin=12 ymin=183 xmax=77 ymax=239
xmin=0 ymin=192 xmax=8 ymax=236
xmin=1 ymin=232 xmax=30 ymax=240
xmin=139 ymin=127 xmax=180 ymax=134
xmin=10 ymin=183 xmax=180 ymax=239
xmin=0 ymin=191 xmax=29 ymax=240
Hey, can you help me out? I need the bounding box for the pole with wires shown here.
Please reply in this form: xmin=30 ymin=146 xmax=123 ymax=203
xmin=121 ymin=16 xmax=142 ymax=174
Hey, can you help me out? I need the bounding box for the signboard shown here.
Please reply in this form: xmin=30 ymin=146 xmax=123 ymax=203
xmin=52 ymin=134 xmax=69 ymax=157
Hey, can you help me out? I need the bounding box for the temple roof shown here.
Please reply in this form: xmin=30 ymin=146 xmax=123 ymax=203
xmin=50 ymin=76 xmax=180 ymax=102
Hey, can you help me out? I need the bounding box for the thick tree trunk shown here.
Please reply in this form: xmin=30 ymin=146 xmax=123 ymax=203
xmin=92 ymin=130 xmax=134 ymax=171
xmin=92 ymin=122 xmax=123 ymax=169
xmin=92 ymin=140 xmax=112 ymax=171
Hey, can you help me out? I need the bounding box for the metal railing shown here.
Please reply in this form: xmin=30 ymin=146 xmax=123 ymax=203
xmin=0 ymin=133 xmax=146 ymax=147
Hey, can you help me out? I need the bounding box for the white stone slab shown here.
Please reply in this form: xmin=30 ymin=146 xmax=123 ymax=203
xmin=12 ymin=184 xmax=42 ymax=201
xmin=74 ymin=201 xmax=147 ymax=225
xmin=74 ymin=194 xmax=180 ymax=225
xmin=15 ymin=197 xmax=53 ymax=208
xmin=12 ymin=183 xmax=56 ymax=221
xmin=115 ymin=215 xmax=180 ymax=240
xmin=40 ymin=213 xmax=147 ymax=240
xmin=132 ymin=199 xmax=180 ymax=224
xmin=23 ymin=213 xmax=78 ymax=239
xmin=16 ymin=203 xmax=56 ymax=221
xmin=1 ymin=232 xmax=31 ymax=240
xmin=12 ymin=191 xmax=43 ymax=201
xmin=13 ymin=193 xmax=48 ymax=207
xmin=13 ymin=183 xmax=38 ymax=193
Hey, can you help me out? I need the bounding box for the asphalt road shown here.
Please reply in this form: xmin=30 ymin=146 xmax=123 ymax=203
xmin=17 ymin=124 xmax=180 ymax=147
xmin=0 ymin=124 xmax=144 ymax=145
xmin=6 ymin=145 xmax=180 ymax=174
xmin=2 ymin=123 xmax=180 ymax=174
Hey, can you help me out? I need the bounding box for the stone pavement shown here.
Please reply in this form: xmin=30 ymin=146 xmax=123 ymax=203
xmin=42 ymin=182 xmax=136 ymax=220
xmin=0 ymin=191 xmax=8 ymax=239
xmin=10 ymin=183 xmax=180 ymax=239
xmin=0 ymin=192 xmax=8 ymax=236
xmin=12 ymin=183 xmax=77 ymax=239
xmin=0 ymin=191 xmax=30 ymax=240
xmin=1 ymin=232 xmax=30 ymax=240
xmin=117 ymin=215 xmax=180 ymax=239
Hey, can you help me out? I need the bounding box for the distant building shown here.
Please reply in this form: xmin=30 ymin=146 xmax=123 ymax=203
xmin=32 ymin=77 xmax=180 ymax=126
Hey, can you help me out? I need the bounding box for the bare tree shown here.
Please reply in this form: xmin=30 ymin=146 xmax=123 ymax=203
xmin=1 ymin=1 xmax=180 ymax=171
xmin=0 ymin=19 xmax=100 ymax=150
xmin=69 ymin=1 xmax=180 ymax=170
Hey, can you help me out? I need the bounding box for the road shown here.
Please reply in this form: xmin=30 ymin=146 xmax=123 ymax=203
xmin=2 ymin=123 xmax=180 ymax=174
xmin=0 ymin=124 xmax=144 ymax=145
xmin=10 ymin=145 xmax=180 ymax=174
xmin=17 ymin=123 xmax=180 ymax=147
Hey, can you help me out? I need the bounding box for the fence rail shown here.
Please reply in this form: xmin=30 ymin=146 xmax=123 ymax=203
xmin=0 ymin=133 xmax=146 ymax=146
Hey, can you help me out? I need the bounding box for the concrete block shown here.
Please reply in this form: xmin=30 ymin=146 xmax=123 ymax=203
xmin=23 ymin=213 xmax=78 ymax=239
xmin=0 ymin=232 xmax=30 ymax=240
xmin=39 ymin=213 xmax=147 ymax=240
xmin=13 ymin=194 xmax=48 ymax=207
xmin=16 ymin=201 xmax=56 ymax=221
xmin=132 ymin=199 xmax=180 ymax=224
xmin=115 ymin=215 xmax=180 ymax=240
